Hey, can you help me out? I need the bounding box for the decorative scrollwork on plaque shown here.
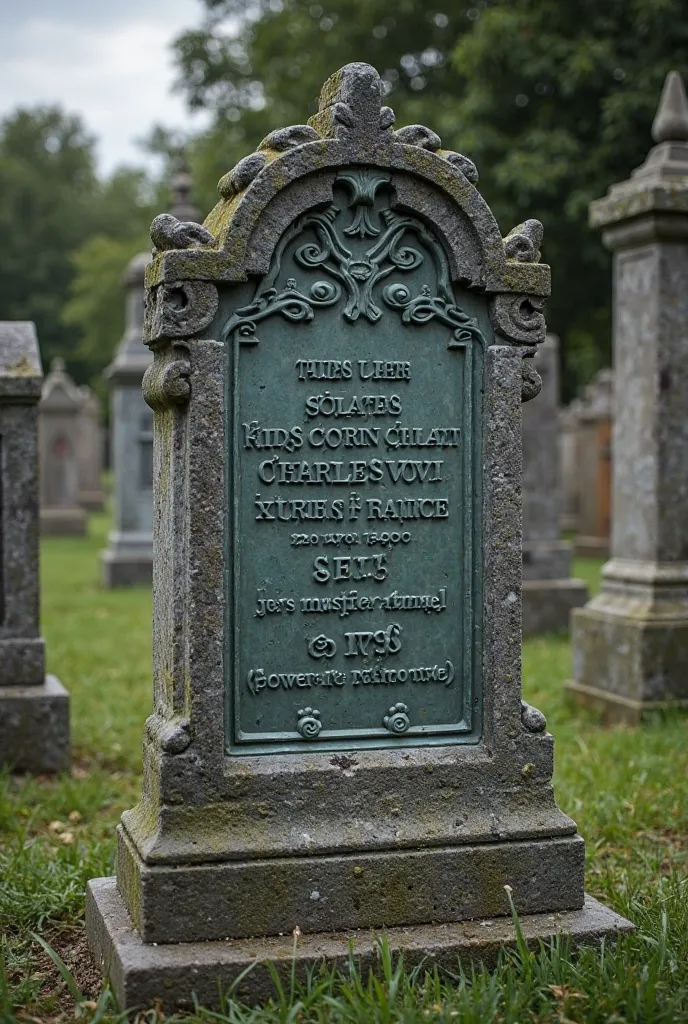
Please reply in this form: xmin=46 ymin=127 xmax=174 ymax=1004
xmin=383 ymin=702 xmax=411 ymax=735
xmin=296 ymin=707 xmax=323 ymax=739
xmin=383 ymin=283 xmax=485 ymax=348
xmin=222 ymin=169 xmax=486 ymax=348
xmin=224 ymin=278 xmax=340 ymax=345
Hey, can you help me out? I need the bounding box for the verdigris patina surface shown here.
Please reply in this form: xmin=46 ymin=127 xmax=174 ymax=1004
xmin=86 ymin=63 xmax=632 ymax=1010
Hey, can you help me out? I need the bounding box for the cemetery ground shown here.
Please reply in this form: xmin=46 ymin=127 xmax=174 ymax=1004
xmin=0 ymin=518 xmax=686 ymax=1022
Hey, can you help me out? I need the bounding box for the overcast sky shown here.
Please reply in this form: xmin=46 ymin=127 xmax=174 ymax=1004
xmin=0 ymin=0 xmax=211 ymax=175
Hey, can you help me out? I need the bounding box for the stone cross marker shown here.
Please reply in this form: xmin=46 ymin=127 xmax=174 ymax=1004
xmin=571 ymin=70 xmax=688 ymax=722
xmin=0 ymin=323 xmax=70 ymax=773
xmin=101 ymin=156 xmax=202 ymax=587
xmin=39 ymin=357 xmax=88 ymax=536
xmin=521 ymin=336 xmax=587 ymax=633
xmin=87 ymin=63 xmax=631 ymax=1010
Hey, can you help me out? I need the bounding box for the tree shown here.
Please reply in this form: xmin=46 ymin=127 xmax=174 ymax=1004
xmin=173 ymin=0 xmax=475 ymax=212
xmin=0 ymin=108 xmax=99 ymax=376
xmin=0 ymin=108 xmax=161 ymax=387
xmin=450 ymin=0 xmax=688 ymax=396
xmin=173 ymin=0 xmax=688 ymax=398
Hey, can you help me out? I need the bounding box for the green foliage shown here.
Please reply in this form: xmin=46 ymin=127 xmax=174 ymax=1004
xmin=173 ymin=0 xmax=688 ymax=398
xmin=1 ymin=531 xmax=688 ymax=1018
xmin=62 ymin=233 xmax=149 ymax=404
xmin=0 ymin=107 xmax=161 ymax=391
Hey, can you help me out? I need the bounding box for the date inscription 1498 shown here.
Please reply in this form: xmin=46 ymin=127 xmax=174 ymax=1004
xmin=225 ymin=169 xmax=486 ymax=753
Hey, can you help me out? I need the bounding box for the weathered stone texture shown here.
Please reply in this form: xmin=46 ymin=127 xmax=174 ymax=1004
xmin=87 ymin=62 xmax=630 ymax=1007
xmin=77 ymin=387 xmax=105 ymax=512
xmin=0 ymin=322 xmax=69 ymax=772
xmin=572 ymin=369 xmax=613 ymax=558
xmin=87 ymin=878 xmax=633 ymax=1012
xmin=571 ymin=70 xmax=688 ymax=722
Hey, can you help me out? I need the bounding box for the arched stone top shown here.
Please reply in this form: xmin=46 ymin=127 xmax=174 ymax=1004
xmin=144 ymin=63 xmax=549 ymax=300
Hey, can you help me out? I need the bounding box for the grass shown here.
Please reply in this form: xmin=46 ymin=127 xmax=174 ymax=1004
xmin=1 ymin=519 xmax=687 ymax=1021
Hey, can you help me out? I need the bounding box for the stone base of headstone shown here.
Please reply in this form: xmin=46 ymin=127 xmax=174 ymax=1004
xmin=522 ymin=540 xmax=588 ymax=634
xmin=0 ymin=675 xmax=70 ymax=773
xmin=100 ymin=532 xmax=153 ymax=588
xmin=574 ymin=536 xmax=609 ymax=559
xmin=569 ymin=563 xmax=688 ymax=724
xmin=40 ymin=508 xmax=87 ymax=537
xmin=522 ymin=580 xmax=589 ymax=635
xmin=87 ymin=877 xmax=632 ymax=1012
xmin=80 ymin=488 xmax=105 ymax=513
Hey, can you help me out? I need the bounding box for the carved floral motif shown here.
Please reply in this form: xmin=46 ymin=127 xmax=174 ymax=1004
xmin=223 ymin=169 xmax=486 ymax=348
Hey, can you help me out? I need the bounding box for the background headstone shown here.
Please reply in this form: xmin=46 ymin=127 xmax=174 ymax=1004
xmin=522 ymin=336 xmax=588 ymax=633
xmin=0 ymin=323 xmax=70 ymax=773
xmin=571 ymin=71 xmax=688 ymax=722
xmin=100 ymin=155 xmax=202 ymax=587
xmin=77 ymin=386 xmax=105 ymax=512
xmin=559 ymin=399 xmax=583 ymax=532
xmin=573 ymin=369 xmax=613 ymax=558
xmin=38 ymin=357 xmax=88 ymax=536
xmin=86 ymin=62 xmax=631 ymax=1010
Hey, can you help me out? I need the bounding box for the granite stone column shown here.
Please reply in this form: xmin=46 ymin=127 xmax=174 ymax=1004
xmin=570 ymin=71 xmax=688 ymax=722
xmin=101 ymin=156 xmax=202 ymax=587
xmin=0 ymin=323 xmax=70 ymax=772
xmin=522 ymin=336 xmax=588 ymax=633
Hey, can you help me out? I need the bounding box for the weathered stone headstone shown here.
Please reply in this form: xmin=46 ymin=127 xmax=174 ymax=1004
xmin=522 ymin=336 xmax=588 ymax=633
xmin=86 ymin=63 xmax=631 ymax=1010
xmin=573 ymin=369 xmax=613 ymax=558
xmin=559 ymin=398 xmax=582 ymax=532
xmin=38 ymin=357 xmax=88 ymax=536
xmin=100 ymin=156 xmax=202 ymax=587
xmin=570 ymin=71 xmax=688 ymax=723
xmin=0 ymin=323 xmax=70 ymax=772
xmin=77 ymin=386 xmax=105 ymax=512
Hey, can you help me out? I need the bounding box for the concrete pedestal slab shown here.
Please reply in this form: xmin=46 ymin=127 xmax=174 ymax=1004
xmin=0 ymin=675 xmax=70 ymax=773
xmin=86 ymin=877 xmax=634 ymax=1012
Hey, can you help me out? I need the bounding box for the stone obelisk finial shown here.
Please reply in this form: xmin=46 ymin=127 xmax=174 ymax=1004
xmin=169 ymin=152 xmax=202 ymax=224
xmin=652 ymin=70 xmax=688 ymax=143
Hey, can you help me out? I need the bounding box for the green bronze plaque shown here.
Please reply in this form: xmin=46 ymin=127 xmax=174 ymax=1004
xmin=223 ymin=170 xmax=486 ymax=753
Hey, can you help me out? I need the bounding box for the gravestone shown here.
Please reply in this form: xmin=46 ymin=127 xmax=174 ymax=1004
xmin=100 ymin=156 xmax=202 ymax=587
xmin=38 ymin=358 xmax=88 ymax=536
xmin=570 ymin=71 xmax=688 ymax=723
xmin=0 ymin=323 xmax=70 ymax=772
xmin=521 ymin=336 xmax=588 ymax=633
xmin=77 ymin=386 xmax=105 ymax=512
xmin=573 ymin=369 xmax=613 ymax=558
xmin=86 ymin=63 xmax=631 ymax=1010
xmin=559 ymin=400 xmax=582 ymax=532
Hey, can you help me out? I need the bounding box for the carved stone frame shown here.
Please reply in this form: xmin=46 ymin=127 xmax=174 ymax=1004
xmin=113 ymin=63 xmax=588 ymax=946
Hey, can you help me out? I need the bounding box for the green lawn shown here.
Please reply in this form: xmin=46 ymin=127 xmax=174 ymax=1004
xmin=1 ymin=518 xmax=687 ymax=1022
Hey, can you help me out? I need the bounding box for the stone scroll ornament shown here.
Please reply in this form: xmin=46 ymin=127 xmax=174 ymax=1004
xmin=80 ymin=63 xmax=635 ymax=1018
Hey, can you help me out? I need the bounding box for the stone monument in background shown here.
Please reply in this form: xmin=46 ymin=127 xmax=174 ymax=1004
xmin=571 ymin=71 xmax=688 ymax=723
xmin=86 ymin=63 xmax=631 ymax=1011
xmin=522 ymin=336 xmax=588 ymax=633
xmin=100 ymin=156 xmax=202 ymax=587
xmin=77 ymin=386 xmax=105 ymax=512
xmin=0 ymin=323 xmax=70 ymax=773
xmin=573 ymin=369 xmax=613 ymax=558
xmin=38 ymin=357 xmax=88 ymax=536
xmin=559 ymin=399 xmax=582 ymax=532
